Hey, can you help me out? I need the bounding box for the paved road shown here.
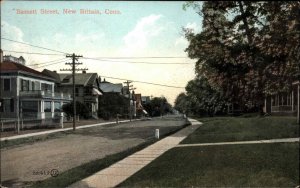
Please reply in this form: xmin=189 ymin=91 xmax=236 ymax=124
xmin=0 ymin=115 xmax=187 ymax=187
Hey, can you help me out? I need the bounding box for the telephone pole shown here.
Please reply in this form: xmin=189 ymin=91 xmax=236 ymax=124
xmin=61 ymin=53 xmax=87 ymax=131
xmin=124 ymin=80 xmax=133 ymax=121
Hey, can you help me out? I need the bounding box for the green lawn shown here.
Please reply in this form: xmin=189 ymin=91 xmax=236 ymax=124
xmin=118 ymin=116 xmax=299 ymax=187
xmin=181 ymin=116 xmax=299 ymax=144
xmin=118 ymin=143 xmax=299 ymax=187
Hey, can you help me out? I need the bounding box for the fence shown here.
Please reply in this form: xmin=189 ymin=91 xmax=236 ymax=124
xmin=0 ymin=117 xmax=61 ymax=132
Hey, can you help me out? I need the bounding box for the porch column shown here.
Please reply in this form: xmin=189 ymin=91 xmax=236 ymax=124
xmin=41 ymin=100 xmax=45 ymax=119
xmin=51 ymin=101 xmax=54 ymax=118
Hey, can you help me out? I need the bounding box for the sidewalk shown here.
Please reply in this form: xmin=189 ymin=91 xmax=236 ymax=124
xmin=176 ymin=137 xmax=299 ymax=147
xmin=69 ymin=118 xmax=202 ymax=188
xmin=0 ymin=119 xmax=136 ymax=141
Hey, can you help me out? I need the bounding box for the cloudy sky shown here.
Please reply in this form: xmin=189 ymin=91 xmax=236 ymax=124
xmin=1 ymin=1 xmax=203 ymax=104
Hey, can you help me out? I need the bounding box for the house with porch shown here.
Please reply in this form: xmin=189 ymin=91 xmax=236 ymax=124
xmin=264 ymin=81 xmax=299 ymax=123
xmin=49 ymin=71 xmax=103 ymax=119
xmin=0 ymin=57 xmax=72 ymax=126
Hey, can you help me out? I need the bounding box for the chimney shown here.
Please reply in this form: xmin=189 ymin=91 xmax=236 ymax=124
xmin=82 ymin=70 xmax=86 ymax=74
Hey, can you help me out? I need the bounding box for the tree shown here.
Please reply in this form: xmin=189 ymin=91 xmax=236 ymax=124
xmin=184 ymin=1 xmax=299 ymax=114
xmin=186 ymin=77 xmax=227 ymax=116
xmin=174 ymin=92 xmax=189 ymax=113
xmin=98 ymin=93 xmax=128 ymax=120
xmin=143 ymin=96 xmax=172 ymax=117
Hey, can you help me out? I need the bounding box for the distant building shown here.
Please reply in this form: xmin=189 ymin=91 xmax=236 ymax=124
xmin=99 ymin=78 xmax=123 ymax=94
xmin=3 ymin=54 xmax=26 ymax=65
xmin=141 ymin=96 xmax=151 ymax=105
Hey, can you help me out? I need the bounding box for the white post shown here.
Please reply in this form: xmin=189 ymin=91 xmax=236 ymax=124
xmin=60 ymin=112 xmax=64 ymax=128
xmin=155 ymin=129 xmax=159 ymax=139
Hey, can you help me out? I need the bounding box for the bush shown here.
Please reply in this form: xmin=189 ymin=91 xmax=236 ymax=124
xmin=62 ymin=101 xmax=90 ymax=119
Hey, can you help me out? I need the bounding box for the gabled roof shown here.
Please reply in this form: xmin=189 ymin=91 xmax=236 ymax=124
xmin=0 ymin=61 xmax=54 ymax=81
xmin=58 ymin=73 xmax=99 ymax=87
xmin=42 ymin=69 xmax=61 ymax=83
xmin=100 ymin=82 xmax=123 ymax=93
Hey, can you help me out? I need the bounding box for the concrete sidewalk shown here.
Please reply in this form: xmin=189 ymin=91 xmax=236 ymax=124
xmin=176 ymin=137 xmax=299 ymax=147
xmin=0 ymin=119 xmax=137 ymax=141
xmin=69 ymin=118 xmax=202 ymax=188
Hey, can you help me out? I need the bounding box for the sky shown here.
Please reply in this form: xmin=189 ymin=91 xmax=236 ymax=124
xmin=1 ymin=1 xmax=203 ymax=105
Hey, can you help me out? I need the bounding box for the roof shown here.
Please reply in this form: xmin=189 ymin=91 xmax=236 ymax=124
xmin=58 ymin=73 xmax=99 ymax=87
xmin=0 ymin=61 xmax=54 ymax=81
xmin=42 ymin=69 xmax=61 ymax=83
xmin=100 ymin=82 xmax=123 ymax=93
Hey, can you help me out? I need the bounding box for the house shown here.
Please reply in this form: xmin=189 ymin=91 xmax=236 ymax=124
xmin=0 ymin=55 xmax=72 ymax=127
xmin=99 ymin=78 xmax=123 ymax=94
xmin=134 ymin=93 xmax=146 ymax=117
xmin=264 ymin=81 xmax=299 ymax=123
xmin=52 ymin=71 xmax=102 ymax=118
xmin=141 ymin=96 xmax=151 ymax=105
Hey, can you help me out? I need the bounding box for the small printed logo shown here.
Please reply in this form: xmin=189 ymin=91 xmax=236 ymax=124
xmin=50 ymin=169 xmax=59 ymax=177
xmin=32 ymin=169 xmax=59 ymax=177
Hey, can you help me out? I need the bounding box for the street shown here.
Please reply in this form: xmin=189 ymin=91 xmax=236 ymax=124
xmin=1 ymin=115 xmax=186 ymax=187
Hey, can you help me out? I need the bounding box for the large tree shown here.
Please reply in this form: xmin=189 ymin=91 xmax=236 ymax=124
xmin=184 ymin=1 xmax=299 ymax=113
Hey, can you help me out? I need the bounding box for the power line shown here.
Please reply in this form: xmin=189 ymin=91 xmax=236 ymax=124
xmin=85 ymin=56 xmax=189 ymax=59
xmin=1 ymin=37 xmax=68 ymax=54
xmin=83 ymin=57 xmax=192 ymax=65
xmin=2 ymin=49 xmax=64 ymax=56
xmin=27 ymin=58 xmax=67 ymax=67
xmin=35 ymin=59 xmax=67 ymax=68
xmin=100 ymin=75 xmax=185 ymax=89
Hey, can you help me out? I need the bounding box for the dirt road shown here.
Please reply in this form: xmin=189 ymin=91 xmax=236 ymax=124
xmin=1 ymin=115 xmax=186 ymax=187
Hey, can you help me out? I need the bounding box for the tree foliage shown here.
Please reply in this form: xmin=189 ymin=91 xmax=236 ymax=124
xmin=184 ymin=1 xmax=300 ymax=113
xmin=98 ymin=93 xmax=128 ymax=120
xmin=62 ymin=101 xmax=90 ymax=119
xmin=144 ymin=96 xmax=172 ymax=117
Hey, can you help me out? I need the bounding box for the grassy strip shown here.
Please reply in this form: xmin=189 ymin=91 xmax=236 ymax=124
xmin=29 ymin=122 xmax=190 ymax=188
xmin=1 ymin=131 xmax=69 ymax=149
xmin=181 ymin=116 xmax=299 ymax=144
xmin=118 ymin=143 xmax=299 ymax=187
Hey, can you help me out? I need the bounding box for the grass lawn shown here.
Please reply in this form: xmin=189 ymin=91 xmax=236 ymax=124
xmin=118 ymin=143 xmax=299 ymax=187
xmin=181 ymin=116 xmax=299 ymax=144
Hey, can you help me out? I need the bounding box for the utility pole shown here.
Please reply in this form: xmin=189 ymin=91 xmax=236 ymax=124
xmin=61 ymin=53 xmax=86 ymax=131
xmin=124 ymin=80 xmax=132 ymax=121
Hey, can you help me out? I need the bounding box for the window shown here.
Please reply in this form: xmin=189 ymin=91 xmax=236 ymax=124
xmin=54 ymin=102 xmax=61 ymax=112
xmin=10 ymin=99 xmax=14 ymax=112
xmin=0 ymin=99 xmax=3 ymax=112
xmin=22 ymin=101 xmax=38 ymax=112
xmin=44 ymin=101 xmax=52 ymax=112
xmin=2 ymin=99 xmax=14 ymax=112
xmin=75 ymin=88 xmax=79 ymax=96
xmin=32 ymin=81 xmax=35 ymax=91
xmin=21 ymin=79 xmax=29 ymax=91
xmin=41 ymin=83 xmax=53 ymax=92
xmin=4 ymin=79 xmax=10 ymax=91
